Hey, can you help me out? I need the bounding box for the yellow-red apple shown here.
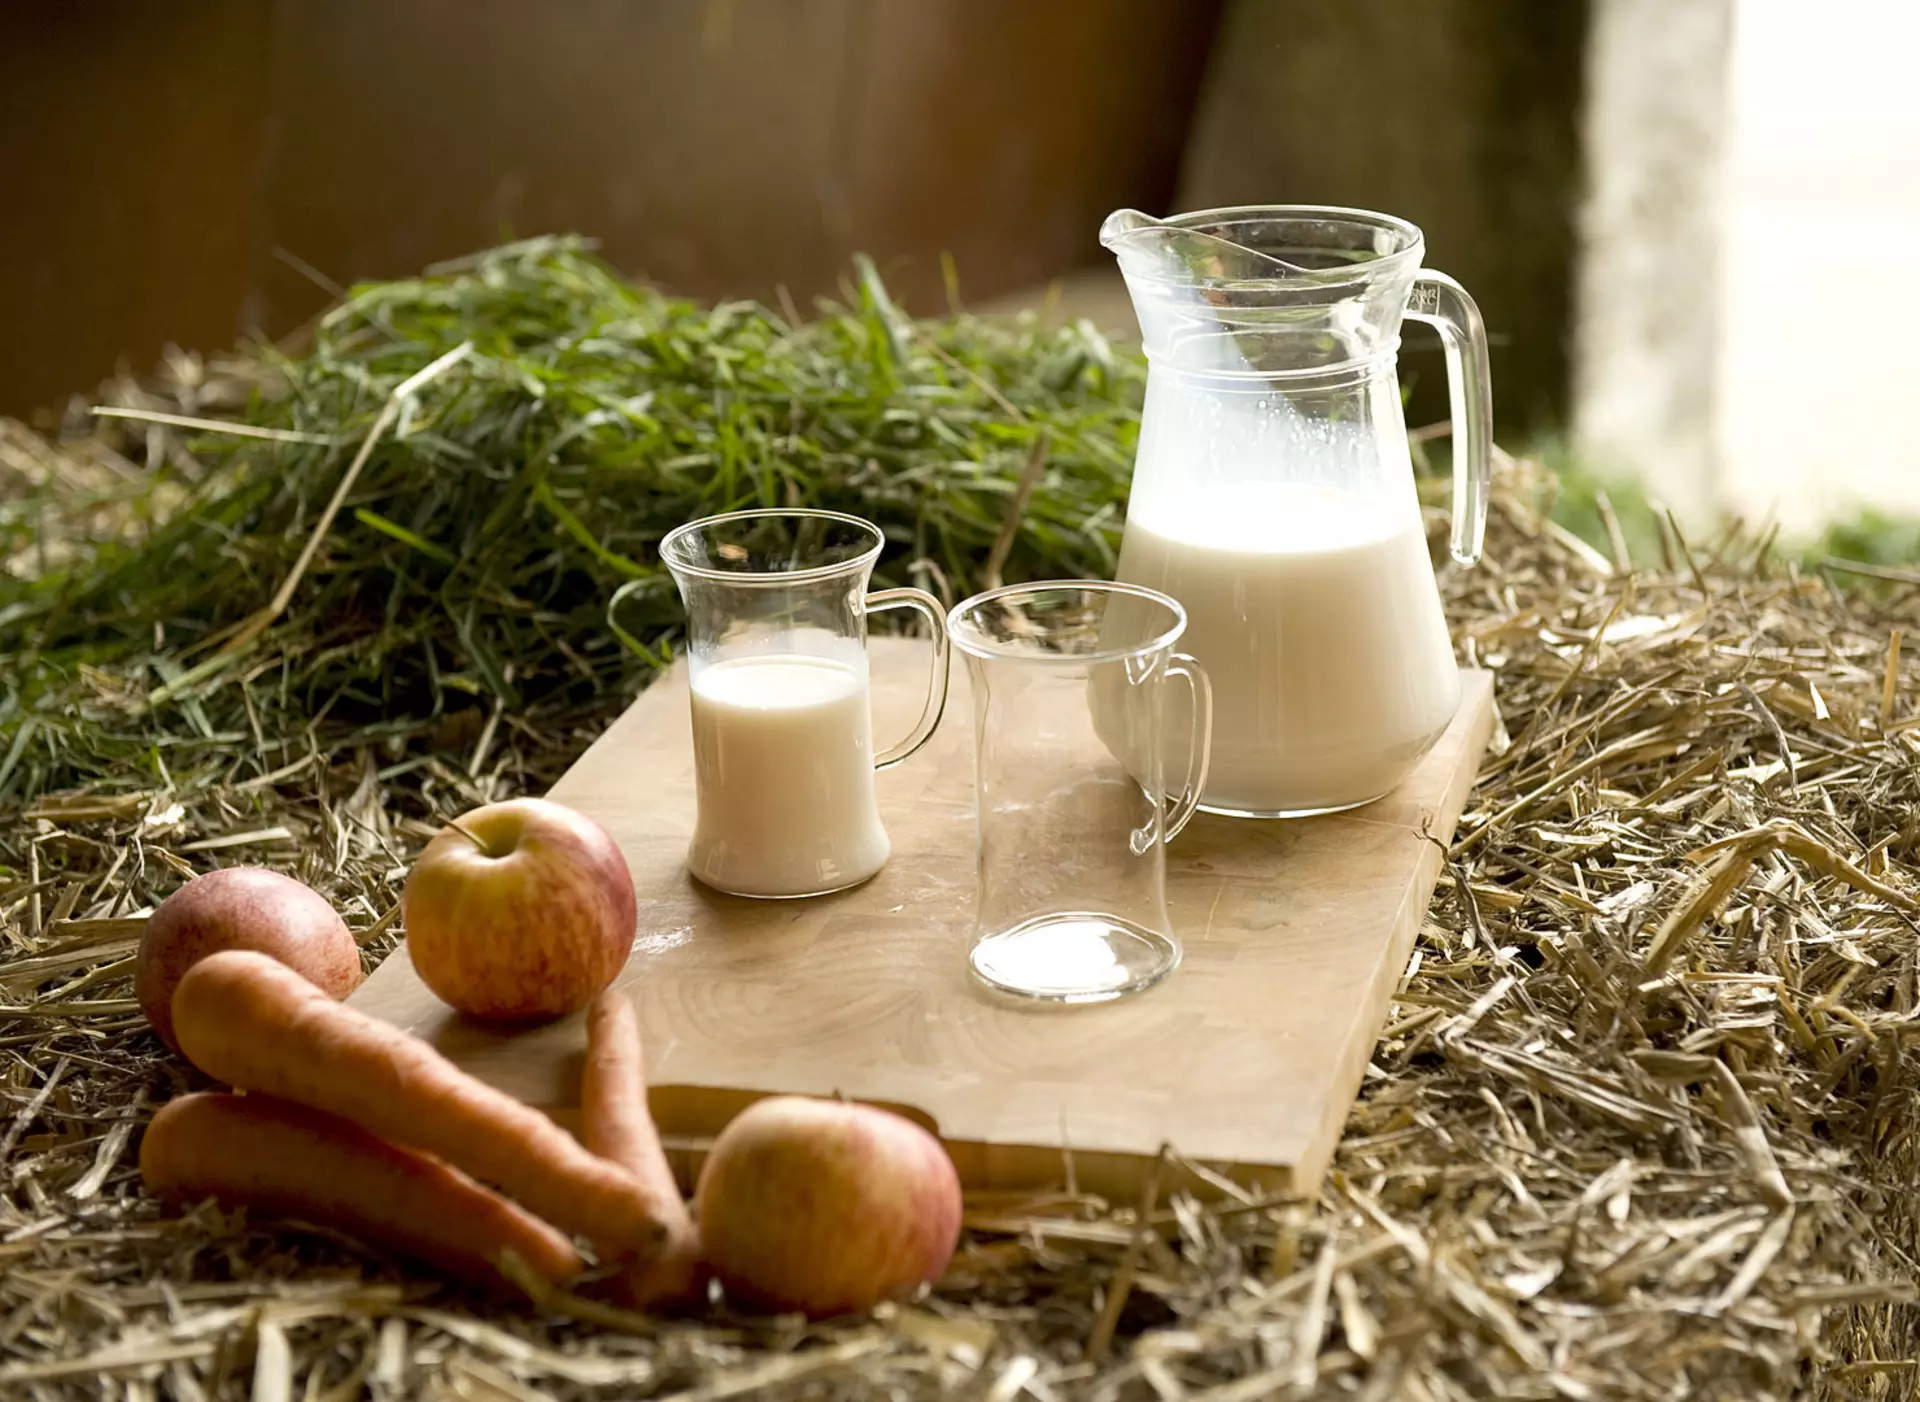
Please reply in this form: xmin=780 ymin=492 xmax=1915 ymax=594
xmin=402 ymin=798 xmax=635 ymax=1020
xmin=137 ymin=867 xmax=360 ymax=1052
xmin=694 ymin=1095 xmax=963 ymax=1317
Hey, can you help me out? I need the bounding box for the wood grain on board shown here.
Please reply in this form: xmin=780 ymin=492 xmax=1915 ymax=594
xmin=353 ymin=640 xmax=1496 ymax=1198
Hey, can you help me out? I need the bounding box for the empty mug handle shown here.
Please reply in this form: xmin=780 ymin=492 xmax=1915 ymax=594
xmin=866 ymin=588 xmax=951 ymax=769
xmin=1161 ymin=651 xmax=1213 ymax=840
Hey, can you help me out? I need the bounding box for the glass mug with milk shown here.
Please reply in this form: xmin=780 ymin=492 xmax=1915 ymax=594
xmin=1102 ymin=205 xmax=1491 ymax=817
xmin=661 ymin=509 xmax=948 ymax=898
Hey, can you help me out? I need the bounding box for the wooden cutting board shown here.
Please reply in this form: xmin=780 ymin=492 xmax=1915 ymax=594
xmin=353 ymin=641 xmax=1496 ymax=1200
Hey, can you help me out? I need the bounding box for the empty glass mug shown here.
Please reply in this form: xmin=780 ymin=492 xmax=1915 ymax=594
xmin=662 ymin=509 xmax=948 ymax=898
xmin=949 ymin=582 xmax=1212 ymax=1002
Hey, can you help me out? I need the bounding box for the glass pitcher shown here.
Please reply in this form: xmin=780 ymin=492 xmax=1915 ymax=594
xmin=1101 ymin=205 xmax=1490 ymax=818
xmin=661 ymin=509 xmax=948 ymax=899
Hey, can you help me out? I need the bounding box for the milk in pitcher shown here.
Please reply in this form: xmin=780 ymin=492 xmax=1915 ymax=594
xmin=1099 ymin=203 xmax=1490 ymax=817
xmin=687 ymin=653 xmax=891 ymax=897
xmin=1112 ymin=482 xmax=1459 ymax=816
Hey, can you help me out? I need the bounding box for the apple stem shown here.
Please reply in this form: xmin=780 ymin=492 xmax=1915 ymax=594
xmin=446 ymin=816 xmax=493 ymax=856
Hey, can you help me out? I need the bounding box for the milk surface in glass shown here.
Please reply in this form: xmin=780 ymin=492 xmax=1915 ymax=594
xmin=1111 ymin=376 xmax=1460 ymax=816
xmin=687 ymin=652 xmax=890 ymax=897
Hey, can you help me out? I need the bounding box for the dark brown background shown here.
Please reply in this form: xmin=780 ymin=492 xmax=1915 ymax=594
xmin=1 ymin=0 xmax=1584 ymax=433
xmin=0 ymin=0 xmax=1218 ymax=418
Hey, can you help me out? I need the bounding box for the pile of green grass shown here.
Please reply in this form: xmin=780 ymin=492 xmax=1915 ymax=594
xmin=0 ymin=239 xmax=1144 ymax=802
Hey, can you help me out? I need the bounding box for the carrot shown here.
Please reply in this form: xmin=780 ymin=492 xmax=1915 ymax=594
xmin=141 ymin=1092 xmax=583 ymax=1290
xmin=581 ymin=990 xmax=705 ymax=1309
xmin=171 ymin=950 xmax=666 ymax=1257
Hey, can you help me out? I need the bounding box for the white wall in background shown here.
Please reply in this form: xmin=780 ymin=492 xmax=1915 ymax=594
xmin=1717 ymin=0 xmax=1920 ymax=529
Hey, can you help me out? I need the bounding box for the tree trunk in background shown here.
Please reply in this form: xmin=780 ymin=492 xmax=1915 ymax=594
xmin=1573 ymin=0 xmax=1734 ymax=523
xmin=1176 ymin=0 xmax=1589 ymax=438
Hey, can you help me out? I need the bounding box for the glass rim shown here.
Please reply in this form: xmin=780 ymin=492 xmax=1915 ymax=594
xmin=1104 ymin=202 xmax=1425 ymax=286
xmin=947 ymin=580 xmax=1188 ymax=664
xmin=659 ymin=507 xmax=884 ymax=586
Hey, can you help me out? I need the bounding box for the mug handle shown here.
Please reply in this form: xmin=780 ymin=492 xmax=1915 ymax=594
xmin=1161 ymin=651 xmax=1213 ymax=840
xmin=866 ymin=588 xmax=951 ymax=769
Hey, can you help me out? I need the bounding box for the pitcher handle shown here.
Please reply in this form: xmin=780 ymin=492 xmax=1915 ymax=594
xmin=1161 ymin=651 xmax=1213 ymax=841
xmin=1406 ymin=270 xmax=1493 ymax=566
xmin=866 ymin=588 xmax=951 ymax=769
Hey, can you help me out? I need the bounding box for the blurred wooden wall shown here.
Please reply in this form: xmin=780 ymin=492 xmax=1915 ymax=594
xmin=0 ymin=0 xmax=1222 ymax=418
xmin=0 ymin=3 xmax=277 ymax=419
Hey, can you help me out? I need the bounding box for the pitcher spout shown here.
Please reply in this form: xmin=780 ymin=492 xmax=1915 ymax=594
xmin=1100 ymin=207 xmax=1307 ymax=285
xmin=1101 ymin=204 xmax=1430 ymax=375
xmin=1097 ymin=207 xmax=1157 ymax=250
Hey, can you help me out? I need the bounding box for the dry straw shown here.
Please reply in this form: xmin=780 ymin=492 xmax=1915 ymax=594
xmin=3 ymin=245 xmax=1919 ymax=1399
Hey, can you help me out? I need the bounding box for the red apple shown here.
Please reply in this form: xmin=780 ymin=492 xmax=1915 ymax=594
xmin=694 ymin=1095 xmax=963 ymax=1317
xmin=137 ymin=867 xmax=361 ymax=1053
xmin=402 ymin=798 xmax=635 ymax=1021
